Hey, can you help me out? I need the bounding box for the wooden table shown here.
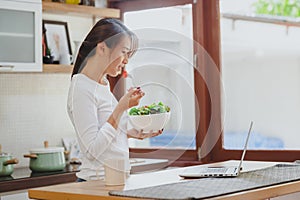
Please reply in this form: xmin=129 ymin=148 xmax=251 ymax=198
xmin=29 ymin=160 xmax=300 ymax=200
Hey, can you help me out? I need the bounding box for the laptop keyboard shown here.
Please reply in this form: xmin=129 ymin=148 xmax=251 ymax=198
xmin=198 ymin=167 xmax=229 ymax=173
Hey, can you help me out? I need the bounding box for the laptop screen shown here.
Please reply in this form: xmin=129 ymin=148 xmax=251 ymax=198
xmin=237 ymin=121 xmax=254 ymax=172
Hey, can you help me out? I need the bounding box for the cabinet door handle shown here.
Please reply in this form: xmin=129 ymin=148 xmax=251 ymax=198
xmin=0 ymin=65 xmax=15 ymax=71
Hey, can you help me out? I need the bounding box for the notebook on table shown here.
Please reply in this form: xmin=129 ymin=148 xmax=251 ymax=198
xmin=179 ymin=121 xmax=253 ymax=178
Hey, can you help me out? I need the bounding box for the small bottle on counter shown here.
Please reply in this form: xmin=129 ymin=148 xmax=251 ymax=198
xmin=81 ymin=0 xmax=94 ymax=6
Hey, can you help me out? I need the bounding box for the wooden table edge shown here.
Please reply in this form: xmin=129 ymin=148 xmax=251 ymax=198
xmin=28 ymin=189 xmax=137 ymax=200
xmin=211 ymin=179 xmax=300 ymax=200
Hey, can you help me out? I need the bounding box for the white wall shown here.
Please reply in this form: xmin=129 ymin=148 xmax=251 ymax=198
xmin=220 ymin=0 xmax=256 ymax=13
xmin=0 ymin=73 xmax=74 ymax=167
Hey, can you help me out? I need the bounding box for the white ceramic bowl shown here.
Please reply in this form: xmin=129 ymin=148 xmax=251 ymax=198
xmin=128 ymin=112 xmax=171 ymax=133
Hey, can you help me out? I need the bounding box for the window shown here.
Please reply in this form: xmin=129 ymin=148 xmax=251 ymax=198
xmin=220 ymin=0 xmax=300 ymax=149
xmin=123 ymin=5 xmax=196 ymax=150
xmin=212 ymin=0 xmax=300 ymax=162
xmin=221 ymin=0 xmax=300 ymax=151
xmin=111 ymin=0 xmax=300 ymax=165
xmin=110 ymin=0 xmax=224 ymax=165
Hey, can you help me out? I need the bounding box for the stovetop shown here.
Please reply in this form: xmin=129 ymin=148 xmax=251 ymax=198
xmin=0 ymin=164 xmax=80 ymax=182
xmin=0 ymin=158 xmax=169 ymax=182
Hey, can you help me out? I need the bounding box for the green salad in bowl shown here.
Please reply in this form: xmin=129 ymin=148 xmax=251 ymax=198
xmin=129 ymin=102 xmax=170 ymax=116
xmin=128 ymin=102 xmax=171 ymax=133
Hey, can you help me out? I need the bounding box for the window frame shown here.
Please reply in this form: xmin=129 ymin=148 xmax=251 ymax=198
xmin=109 ymin=0 xmax=300 ymax=166
xmin=206 ymin=1 xmax=300 ymax=163
xmin=108 ymin=0 xmax=222 ymax=166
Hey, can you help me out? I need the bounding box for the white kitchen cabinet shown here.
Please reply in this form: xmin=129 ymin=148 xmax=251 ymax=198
xmin=0 ymin=191 xmax=29 ymax=200
xmin=0 ymin=0 xmax=42 ymax=72
xmin=0 ymin=1 xmax=120 ymax=73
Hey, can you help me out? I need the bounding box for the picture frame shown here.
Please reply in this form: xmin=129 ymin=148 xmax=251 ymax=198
xmin=43 ymin=20 xmax=72 ymax=64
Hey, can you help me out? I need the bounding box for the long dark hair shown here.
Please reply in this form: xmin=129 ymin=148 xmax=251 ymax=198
xmin=71 ymin=18 xmax=138 ymax=77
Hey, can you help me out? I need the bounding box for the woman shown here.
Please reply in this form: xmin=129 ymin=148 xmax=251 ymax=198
xmin=67 ymin=18 xmax=162 ymax=181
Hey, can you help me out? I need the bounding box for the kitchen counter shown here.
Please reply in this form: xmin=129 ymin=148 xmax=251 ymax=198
xmin=0 ymin=158 xmax=168 ymax=193
xmin=0 ymin=164 xmax=79 ymax=193
xmin=29 ymin=160 xmax=298 ymax=200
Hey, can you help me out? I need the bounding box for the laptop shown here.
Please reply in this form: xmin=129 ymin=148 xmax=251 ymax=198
xmin=179 ymin=121 xmax=253 ymax=178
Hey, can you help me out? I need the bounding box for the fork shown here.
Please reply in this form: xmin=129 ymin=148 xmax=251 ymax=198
xmin=123 ymin=70 xmax=137 ymax=88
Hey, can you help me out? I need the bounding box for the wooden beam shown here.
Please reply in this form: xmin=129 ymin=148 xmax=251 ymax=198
xmin=192 ymin=0 xmax=222 ymax=163
xmin=43 ymin=1 xmax=120 ymax=18
xmin=109 ymin=0 xmax=193 ymax=12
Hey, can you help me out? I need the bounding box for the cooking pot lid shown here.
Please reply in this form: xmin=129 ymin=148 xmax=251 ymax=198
xmin=29 ymin=147 xmax=64 ymax=154
xmin=0 ymin=152 xmax=10 ymax=157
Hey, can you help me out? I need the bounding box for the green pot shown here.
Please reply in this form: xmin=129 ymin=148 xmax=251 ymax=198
xmin=24 ymin=147 xmax=66 ymax=172
xmin=0 ymin=153 xmax=19 ymax=176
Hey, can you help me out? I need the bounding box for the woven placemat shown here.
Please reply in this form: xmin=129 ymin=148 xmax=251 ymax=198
xmin=109 ymin=164 xmax=300 ymax=200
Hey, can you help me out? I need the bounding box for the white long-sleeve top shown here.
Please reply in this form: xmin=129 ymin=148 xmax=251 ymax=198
xmin=67 ymin=73 xmax=130 ymax=180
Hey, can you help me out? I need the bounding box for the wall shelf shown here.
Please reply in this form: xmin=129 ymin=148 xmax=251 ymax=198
xmin=43 ymin=64 xmax=73 ymax=73
xmin=41 ymin=1 xmax=121 ymax=73
xmin=42 ymin=1 xmax=120 ymax=19
xmin=221 ymin=12 xmax=300 ymax=35
xmin=0 ymin=65 xmax=73 ymax=73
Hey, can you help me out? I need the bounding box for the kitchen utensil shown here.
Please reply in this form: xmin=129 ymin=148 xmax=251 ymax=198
xmin=62 ymin=137 xmax=80 ymax=162
xmin=127 ymin=73 xmax=137 ymax=88
xmin=0 ymin=145 xmax=19 ymax=176
xmin=24 ymin=141 xmax=66 ymax=172
xmin=123 ymin=70 xmax=137 ymax=88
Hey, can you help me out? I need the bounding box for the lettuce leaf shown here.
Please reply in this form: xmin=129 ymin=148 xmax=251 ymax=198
xmin=129 ymin=102 xmax=170 ymax=115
